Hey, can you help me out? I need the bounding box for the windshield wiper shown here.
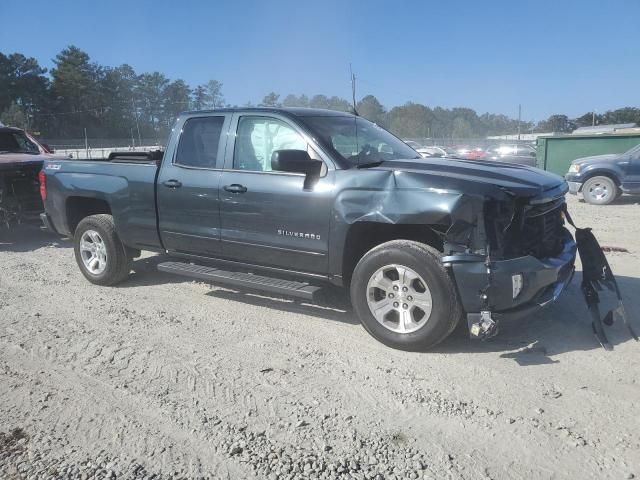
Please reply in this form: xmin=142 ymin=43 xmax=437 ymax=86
xmin=357 ymin=160 xmax=384 ymax=169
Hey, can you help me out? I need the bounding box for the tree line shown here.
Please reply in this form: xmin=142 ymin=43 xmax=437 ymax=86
xmin=2 ymin=46 xmax=639 ymax=143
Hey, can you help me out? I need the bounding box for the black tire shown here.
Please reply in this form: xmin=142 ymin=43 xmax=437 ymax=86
xmin=73 ymin=214 xmax=131 ymax=286
xmin=350 ymin=240 xmax=462 ymax=351
xmin=582 ymin=175 xmax=618 ymax=205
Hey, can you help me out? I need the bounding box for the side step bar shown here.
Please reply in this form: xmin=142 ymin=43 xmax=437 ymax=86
xmin=157 ymin=261 xmax=323 ymax=301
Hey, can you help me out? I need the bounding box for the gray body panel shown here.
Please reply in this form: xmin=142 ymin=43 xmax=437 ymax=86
xmin=43 ymin=160 xmax=160 ymax=249
xmin=156 ymin=113 xmax=231 ymax=255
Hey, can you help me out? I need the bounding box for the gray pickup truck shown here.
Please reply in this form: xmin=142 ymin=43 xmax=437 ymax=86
xmin=40 ymin=108 xmax=577 ymax=350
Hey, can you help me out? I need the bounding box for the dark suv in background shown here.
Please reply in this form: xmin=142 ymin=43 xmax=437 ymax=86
xmin=565 ymin=143 xmax=640 ymax=205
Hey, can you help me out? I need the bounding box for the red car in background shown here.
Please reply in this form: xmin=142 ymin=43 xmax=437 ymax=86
xmin=0 ymin=125 xmax=67 ymax=226
xmin=453 ymin=145 xmax=487 ymax=160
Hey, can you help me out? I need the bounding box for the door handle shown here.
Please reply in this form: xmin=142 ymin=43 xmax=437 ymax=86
xmin=163 ymin=179 xmax=182 ymax=188
xmin=224 ymin=184 xmax=248 ymax=194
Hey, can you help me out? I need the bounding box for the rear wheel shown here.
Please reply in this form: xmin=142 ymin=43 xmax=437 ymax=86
xmin=350 ymin=240 xmax=462 ymax=351
xmin=74 ymin=214 xmax=131 ymax=285
xmin=582 ymin=176 xmax=618 ymax=205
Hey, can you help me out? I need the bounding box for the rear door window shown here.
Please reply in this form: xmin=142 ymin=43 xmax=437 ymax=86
xmin=175 ymin=116 xmax=225 ymax=168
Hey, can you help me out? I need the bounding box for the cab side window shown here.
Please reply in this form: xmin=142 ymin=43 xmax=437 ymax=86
xmin=234 ymin=116 xmax=307 ymax=171
xmin=175 ymin=116 xmax=225 ymax=168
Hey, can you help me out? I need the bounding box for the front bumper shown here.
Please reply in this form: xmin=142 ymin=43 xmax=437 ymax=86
xmin=567 ymin=181 xmax=582 ymax=195
xmin=444 ymin=229 xmax=577 ymax=319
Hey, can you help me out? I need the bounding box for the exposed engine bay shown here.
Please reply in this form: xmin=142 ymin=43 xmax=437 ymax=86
xmin=484 ymin=196 xmax=567 ymax=260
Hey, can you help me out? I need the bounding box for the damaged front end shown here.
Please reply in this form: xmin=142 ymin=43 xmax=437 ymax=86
xmin=442 ymin=185 xmax=577 ymax=341
xmin=442 ymin=186 xmax=636 ymax=350
xmin=334 ymin=158 xmax=633 ymax=348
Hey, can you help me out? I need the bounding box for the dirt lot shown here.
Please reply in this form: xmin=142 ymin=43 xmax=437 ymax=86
xmin=1 ymin=195 xmax=639 ymax=480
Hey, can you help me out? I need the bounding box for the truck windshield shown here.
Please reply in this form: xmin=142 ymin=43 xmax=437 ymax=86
xmin=302 ymin=116 xmax=420 ymax=166
xmin=0 ymin=132 xmax=40 ymax=154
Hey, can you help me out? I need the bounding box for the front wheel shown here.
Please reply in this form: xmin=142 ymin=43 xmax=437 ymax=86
xmin=74 ymin=214 xmax=131 ymax=286
xmin=582 ymin=176 xmax=618 ymax=205
xmin=350 ymin=240 xmax=462 ymax=351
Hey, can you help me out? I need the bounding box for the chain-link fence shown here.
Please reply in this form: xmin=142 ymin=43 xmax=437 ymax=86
xmin=37 ymin=136 xmax=537 ymax=160
xmin=40 ymin=138 xmax=165 ymax=149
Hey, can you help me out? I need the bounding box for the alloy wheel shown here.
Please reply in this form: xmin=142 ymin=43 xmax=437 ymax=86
xmin=366 ymin=264 xmax=433 ymax=333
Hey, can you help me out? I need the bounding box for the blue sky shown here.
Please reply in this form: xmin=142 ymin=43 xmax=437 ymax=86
xmin=1 ymin=0 xmax=638 ymax=121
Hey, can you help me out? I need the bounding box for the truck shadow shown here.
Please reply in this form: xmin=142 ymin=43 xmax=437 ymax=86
xmin=125 ymin=256 xmax=357 ymax=326
xmin=0 ymin=222 xmax=70 ymax=252
xmin=611 ymin=196 xmax=640 ymax=206
xmin=3 ymin=224 xmax=637 ymax=359
xmin=125 ymin=255 xmax=192 ymax=287
xmin=204 ymin=273 xmax=640 ymax=357
xmin=434 ymin=273 xmax=640 ymax=363
xmin=205 ymin=286 xmax=359 ymax=325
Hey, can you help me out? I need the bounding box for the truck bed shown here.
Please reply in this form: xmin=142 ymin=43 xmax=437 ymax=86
xmin=42 ymin=157 xmax=162 ymax=249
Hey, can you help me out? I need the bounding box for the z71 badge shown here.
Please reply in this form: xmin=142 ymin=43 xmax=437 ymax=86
xmin=277 ymin=229 xmax=320 ymax=240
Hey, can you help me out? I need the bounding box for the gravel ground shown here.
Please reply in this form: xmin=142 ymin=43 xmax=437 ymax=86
xmin=1 ymin=195 xmax=639 ymax=479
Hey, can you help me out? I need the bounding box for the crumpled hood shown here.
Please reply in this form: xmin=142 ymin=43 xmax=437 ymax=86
xmin=376 ymin=158 xmax=567 ymax=201
xmin=572 ymin=153 xmax=619 ymax=165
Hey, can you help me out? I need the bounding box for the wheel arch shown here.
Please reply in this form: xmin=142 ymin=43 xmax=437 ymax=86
xmin=349 ymin=238 xmax=462 ymax=351
xmin=341 ymin=222 xmax=443 ymax=287
xmin=580 ymin=169 xmax=622 ymax=189
xmin=65 ymin=196 xmax=112 ymax=234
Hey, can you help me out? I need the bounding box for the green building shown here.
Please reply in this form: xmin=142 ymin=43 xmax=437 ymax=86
xmin=536 ymin=130 xmax=640 ymax=176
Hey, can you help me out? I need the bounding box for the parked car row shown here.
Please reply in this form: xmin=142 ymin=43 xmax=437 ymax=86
xmin=403 ymin=140 xmax=538 ymax=167
xmin=402 ymin=138 xmax=640 ymax=206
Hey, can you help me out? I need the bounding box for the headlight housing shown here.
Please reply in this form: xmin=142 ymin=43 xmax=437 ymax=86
xmin=568 ymin=163 xmax=581 ymax=174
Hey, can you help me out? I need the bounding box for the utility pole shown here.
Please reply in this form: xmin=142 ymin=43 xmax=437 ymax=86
xmin=84 ymin=127 xmax=89 ymax=159
xmin=132 ymin=97 xmax=142 ymax=149
xmin=349 ymin=63 xmax=357 ymax=114
xmin=517 ymin=104 xmax=522 ymax=140
xmin=592 ymin=110 xmax=596 ymax=126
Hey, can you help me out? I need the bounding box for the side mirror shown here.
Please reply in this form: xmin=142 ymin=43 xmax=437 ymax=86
xmin=530 ymin=151 xmax=536 ymax=157
xmin=271 ymin=150 xmax=323 ymax=190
